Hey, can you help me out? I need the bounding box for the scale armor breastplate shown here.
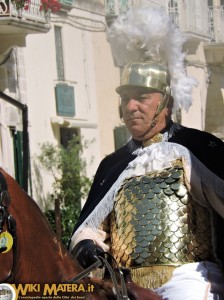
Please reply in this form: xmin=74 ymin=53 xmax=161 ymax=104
xmin=110 ymin=160 xmax=213 ymax=268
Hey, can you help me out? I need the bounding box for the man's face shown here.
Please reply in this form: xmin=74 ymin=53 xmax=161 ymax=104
xmin=120 ymin=86 xmax=166 ymax=141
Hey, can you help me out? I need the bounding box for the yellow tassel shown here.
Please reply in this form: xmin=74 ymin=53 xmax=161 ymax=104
xmin=130 ymin=265 xmax=177 ymax=289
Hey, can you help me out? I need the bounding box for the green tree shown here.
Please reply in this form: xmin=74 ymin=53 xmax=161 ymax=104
xmin=37 ymin=136 xmax=92 ymax=246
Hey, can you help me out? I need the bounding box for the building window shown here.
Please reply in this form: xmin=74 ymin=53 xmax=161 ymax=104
xmin=207 ymin=0 xmax=224 ymax=5
xmin=11 ymin=129 xmax=23 ymax=186
xmin=54 ymin=26 xmax=65 ymax=81
xmin=119 ymin=0 xmax=129 ymax=13
xmin=168 ymin=0 xmax=179 ymax=26
xmin=105 ymin=0 xmax=116 ymax=14
xmin=208 ymin=0 xmax=212 ymax=6
xmin=60 ymin=127 xmax=79 ymax=148
xmin=114 ymin=125 xmax=131 ymax=150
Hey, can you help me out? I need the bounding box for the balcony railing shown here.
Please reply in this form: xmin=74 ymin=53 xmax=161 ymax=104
xmin=105 ymin=0 xmax=164 ymax=15
xmin=208 ymin=5 xmax=224 ymax=42
xmin=105 ymin=0 xmax=224 ymax=43
xmin=0 ymin=0 xmax=51 ymax=33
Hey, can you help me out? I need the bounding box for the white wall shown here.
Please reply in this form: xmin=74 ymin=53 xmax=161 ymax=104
xmin=23 ymin=7 xmax=110 ymax=207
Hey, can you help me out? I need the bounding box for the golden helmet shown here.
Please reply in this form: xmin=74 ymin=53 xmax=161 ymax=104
xmin=116 ymin=60 xmax=171 ymax=96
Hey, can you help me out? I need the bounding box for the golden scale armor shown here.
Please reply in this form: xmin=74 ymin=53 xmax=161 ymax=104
xmin=110 ymin=155 xmax=213 ymax=288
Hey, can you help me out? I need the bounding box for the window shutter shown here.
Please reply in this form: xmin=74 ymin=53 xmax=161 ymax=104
xmin=114 ymin=125 xmax=130 ymax=150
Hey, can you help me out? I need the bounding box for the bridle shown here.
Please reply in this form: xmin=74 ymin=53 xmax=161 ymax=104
xmin=69 ymin=252 xmax=129 ymax=300
xmin=0 ymin=171 xmax=17 ymax=282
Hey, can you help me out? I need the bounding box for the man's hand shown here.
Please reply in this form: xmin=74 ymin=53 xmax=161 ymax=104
xmin=71 ymin=239 xmax=104 ymax=269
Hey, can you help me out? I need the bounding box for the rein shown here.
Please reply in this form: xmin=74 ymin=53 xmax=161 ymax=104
xmin=0 ymin=171 xmax=17 ymax=282
xmin=69 ymin=252 xmax=129 ymax=300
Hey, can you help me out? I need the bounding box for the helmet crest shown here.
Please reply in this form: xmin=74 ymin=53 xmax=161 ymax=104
xmin=106 ymin=6 xmax=198 ymax=112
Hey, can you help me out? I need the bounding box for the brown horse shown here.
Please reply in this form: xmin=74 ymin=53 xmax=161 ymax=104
xmin=0 ymin=168 xmax=161 ymax=300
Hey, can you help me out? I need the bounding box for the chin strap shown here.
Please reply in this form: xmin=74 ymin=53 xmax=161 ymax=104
xmin=151 ymin=88 xmax=171 ymax=128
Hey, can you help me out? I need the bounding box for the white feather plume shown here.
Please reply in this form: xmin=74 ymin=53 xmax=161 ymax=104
xmin=106 ymin=6 xmax=198 ymax=112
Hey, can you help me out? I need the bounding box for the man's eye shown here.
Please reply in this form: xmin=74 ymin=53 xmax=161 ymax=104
xmin=138 ymin=96 xmax=148 ymax=101
xmin=121 ymin=94 xmax=150 ymax=102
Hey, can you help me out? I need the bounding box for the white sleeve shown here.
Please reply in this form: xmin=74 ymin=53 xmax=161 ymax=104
xmin=69 ymin=226 xmax=110 ymax=252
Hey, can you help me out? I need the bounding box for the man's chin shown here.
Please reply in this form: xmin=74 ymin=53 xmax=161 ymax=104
xmin=130 ymin=129 xmax=153 ymax=141
xmin=128 ymin=126 xmax=147 ymax=137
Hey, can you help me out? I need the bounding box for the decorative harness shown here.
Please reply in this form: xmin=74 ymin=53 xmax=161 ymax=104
xmin=0 ymin=171 xmax=17 ymax=282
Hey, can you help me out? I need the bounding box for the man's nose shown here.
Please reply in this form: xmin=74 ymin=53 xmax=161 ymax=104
xmin=126 ymin=98 xmax=139 ymax=111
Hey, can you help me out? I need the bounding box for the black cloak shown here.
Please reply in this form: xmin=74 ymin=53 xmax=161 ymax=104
xmin=70 ymin=121 xmax=224 ymax=264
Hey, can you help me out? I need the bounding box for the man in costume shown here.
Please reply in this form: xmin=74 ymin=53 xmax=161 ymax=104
xmin=69 ymin=6 xmax=224 ymax=299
